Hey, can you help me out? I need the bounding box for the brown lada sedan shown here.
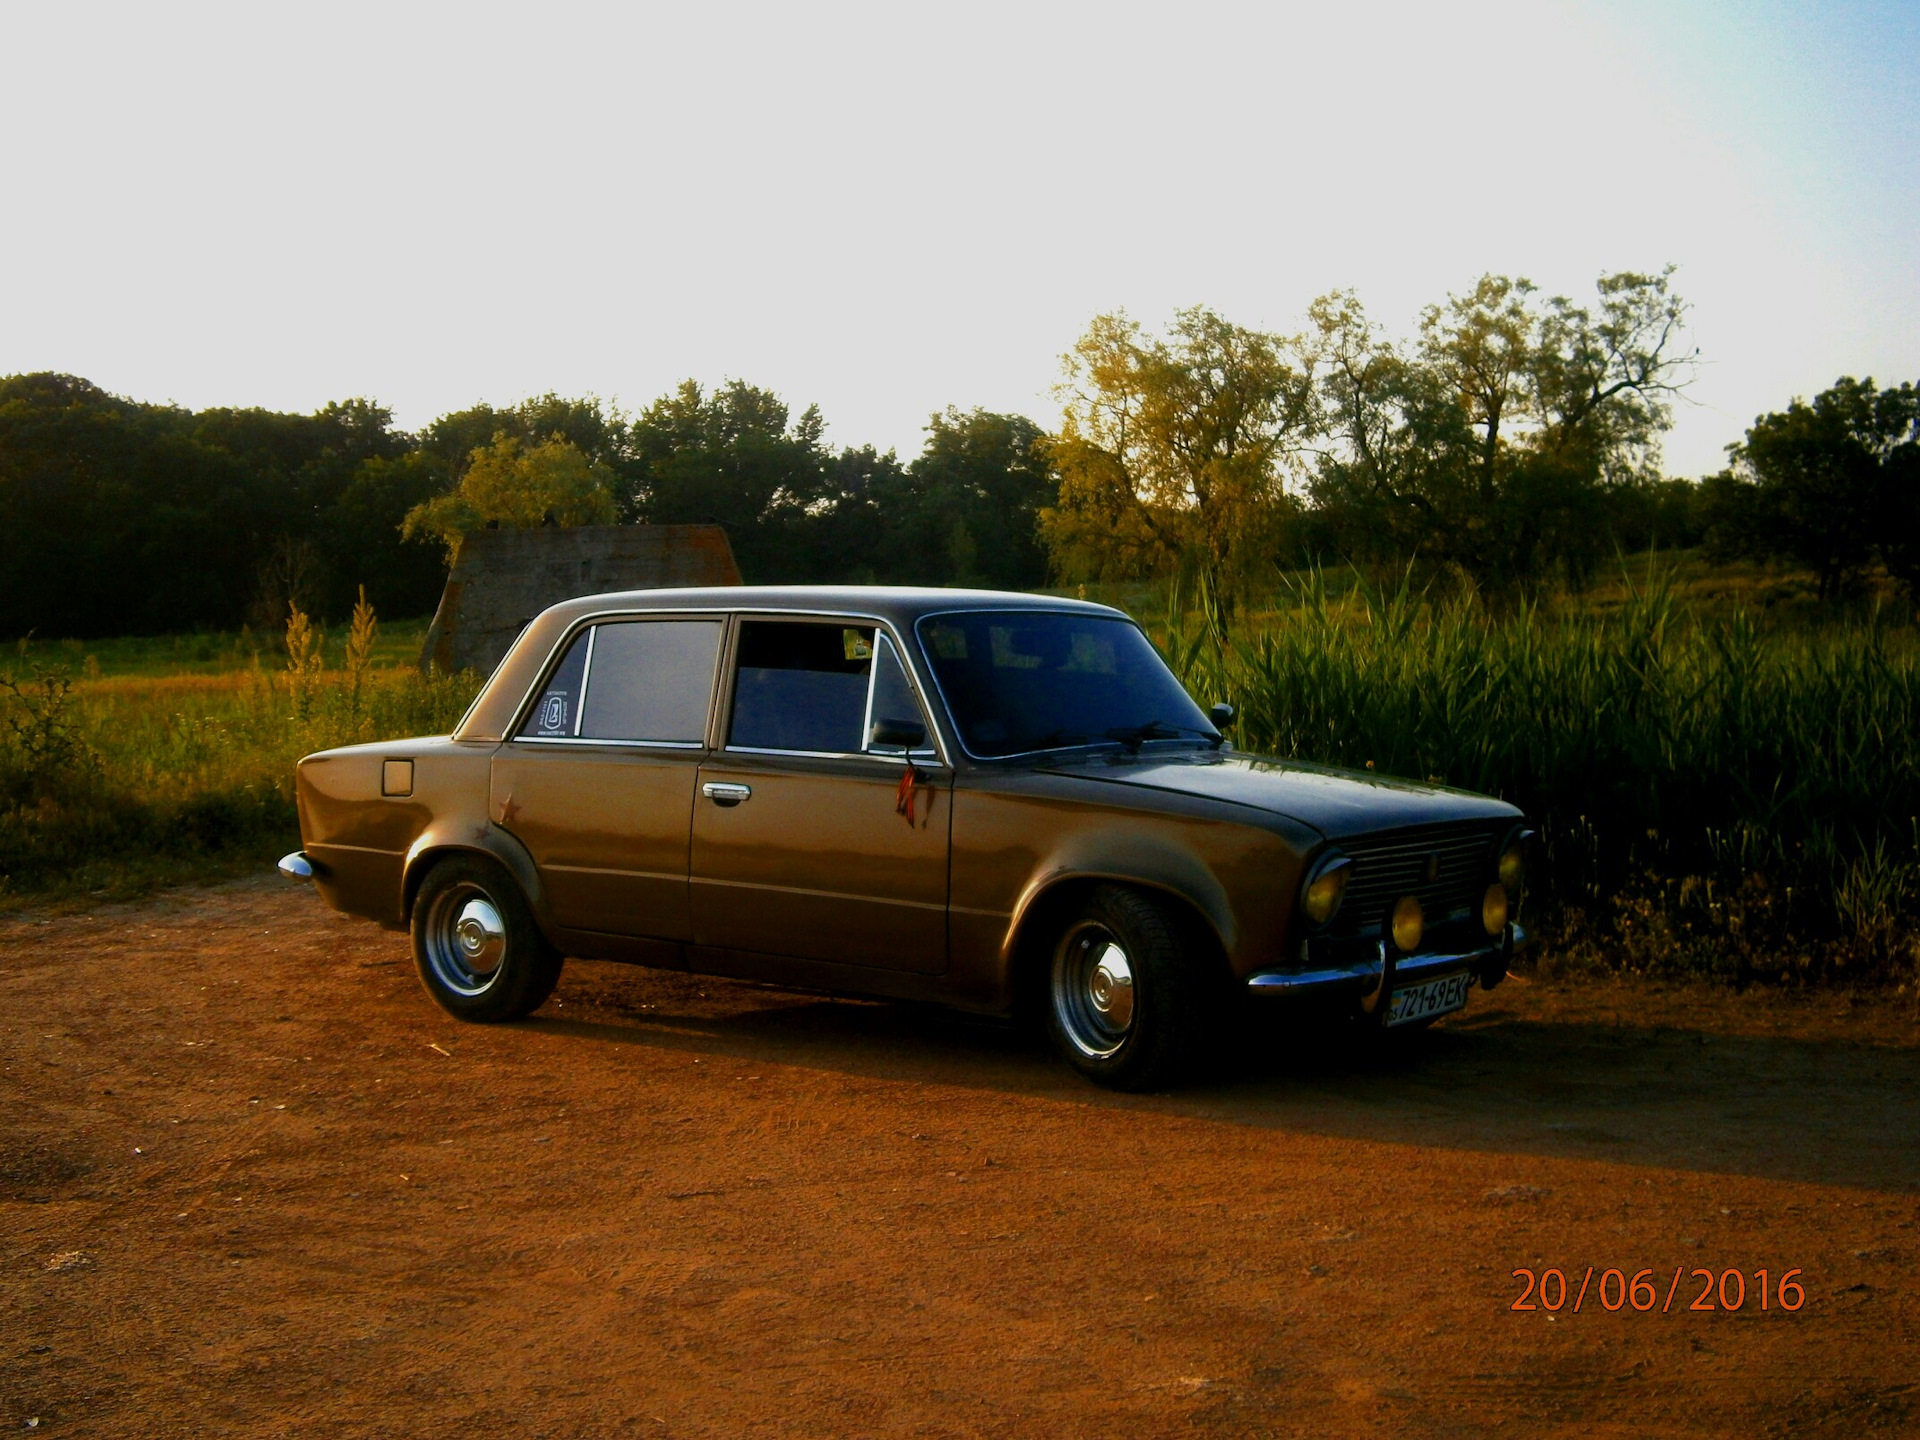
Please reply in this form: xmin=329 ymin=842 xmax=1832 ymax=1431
xmin=282 ymin=586 xmax=1530 ymax=1089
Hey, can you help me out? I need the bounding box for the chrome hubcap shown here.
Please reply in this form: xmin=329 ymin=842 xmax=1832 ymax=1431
xmin=1087 ymin=945 xmax=1135 ymax=1028
xmin=424 ymin=884 xmax=508 ymax=998
xmin=455 ymin=899 xmax=505 ymax=972
xmin=1053 ymin=924 xmax=1137 ymax=1059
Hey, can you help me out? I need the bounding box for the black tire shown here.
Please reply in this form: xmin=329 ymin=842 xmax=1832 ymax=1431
xmin=410 ymin=854 xmax=564 ymax=1023
xmin=1044 ymin=884 xmax=1218 ymax=1091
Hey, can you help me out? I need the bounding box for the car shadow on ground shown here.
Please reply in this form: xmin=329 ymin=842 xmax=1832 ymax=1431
xmin=527 ymin=961 xmax=1920 ymax=1193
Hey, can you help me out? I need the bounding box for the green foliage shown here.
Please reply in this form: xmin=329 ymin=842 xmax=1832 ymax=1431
xmin=1041 ymin=308 xmax=1312 ymax=614
xmin=630 ymin=380 xmax=841 ymax=579
xmin=0 ymin=648 xmax=95 ymax=806
xmin=871 ymin=408 xmax=1054 ymax=590
xmin=1043 ymin=273 xmax=1696 ymax=603
xmin=1304 ymin=270 xmax=1695 ymax=591
xmin=1159 ymin=565 xmax=1920 ymax=982
xmin=0 ymin=374 xmax=442 ymax=636
xmin=1703 ymin=376 xmax=1920 ymax=600
xmin=0 ymin=640 xmax=478 ymax=903
xmin=401 ymin=432 xmax=621 ymax=553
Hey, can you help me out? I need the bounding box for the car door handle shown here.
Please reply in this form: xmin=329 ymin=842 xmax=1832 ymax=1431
xmin=702 ymin=782 xmax=752 ymax=807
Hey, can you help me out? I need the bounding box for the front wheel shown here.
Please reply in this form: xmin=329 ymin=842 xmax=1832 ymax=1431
xmin=411 ymin=854 xmax=564 ymax=1023
xmin=1046 ymin=885 xmax=1216 ymax=1091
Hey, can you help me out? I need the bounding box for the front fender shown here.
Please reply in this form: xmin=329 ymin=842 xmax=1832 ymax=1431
xmin=1002 ymin=844 xmax=1239 ymax=970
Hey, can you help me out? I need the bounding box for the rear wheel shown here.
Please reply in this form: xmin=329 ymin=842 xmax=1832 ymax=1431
xmin=1046 ymin=884 xmax=1215 ymax=1091
xmin=411 ymin=854 xmax=564 ymax=1023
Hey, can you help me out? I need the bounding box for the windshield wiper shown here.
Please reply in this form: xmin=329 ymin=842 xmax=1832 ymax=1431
xmin=1103 ymin=720 xmax=1223 ymax=754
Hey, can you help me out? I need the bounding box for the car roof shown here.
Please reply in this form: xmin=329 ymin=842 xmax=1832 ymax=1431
xmin=532 ymin=584 xmax=1126 ymax=626
xmin=453 ymin=584 xmax=1132 ymax=743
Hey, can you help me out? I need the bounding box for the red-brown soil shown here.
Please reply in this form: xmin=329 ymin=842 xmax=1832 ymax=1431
xmin=3 ymin=877 xmax=1917 ymax=1437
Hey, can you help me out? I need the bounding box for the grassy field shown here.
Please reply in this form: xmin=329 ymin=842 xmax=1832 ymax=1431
xmin=0 ymin=616 xmax=477 ymax=906
xmin=4 ymin=561 xmax=1917 ymax=986
xmin=1158 ymin=564 xmax=1920 ymax=984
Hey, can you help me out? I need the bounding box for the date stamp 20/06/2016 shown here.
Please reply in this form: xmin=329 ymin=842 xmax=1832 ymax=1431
xmin=1512 ymin=1266 xmax=1806 ymax=1315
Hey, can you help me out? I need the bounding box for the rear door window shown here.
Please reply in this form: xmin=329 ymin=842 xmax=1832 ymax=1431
xmin=518 ymin=618 xmax=723 ymax=745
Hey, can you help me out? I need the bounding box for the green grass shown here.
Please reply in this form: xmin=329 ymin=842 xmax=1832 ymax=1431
xmin=1155 ymin=564 xmax=1920 ymax=984
xmin=27 ymin=617 xmax=434 ymax=681
xmin=0 ymin=631 xmax=477 ymax=910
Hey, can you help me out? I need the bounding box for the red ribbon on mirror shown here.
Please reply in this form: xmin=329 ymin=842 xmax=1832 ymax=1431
xmin=895 ymin=761 xmax=927 ymax=827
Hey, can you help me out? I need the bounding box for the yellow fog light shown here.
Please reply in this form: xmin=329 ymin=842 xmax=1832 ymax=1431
xmin=1301 ymin=854 xmax=1351 ymax=927
xmin=1391 ymin=895 xmax=1424 ymax=953
xmin=1498 ymin=831 xmax=1530 ymax=893
xmin=1482 ymin=882 xmax=1508 ymax=936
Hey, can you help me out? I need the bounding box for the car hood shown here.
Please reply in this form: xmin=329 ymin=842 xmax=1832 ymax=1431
xmin=1036 ymin=749 xmax=1520 ymax=841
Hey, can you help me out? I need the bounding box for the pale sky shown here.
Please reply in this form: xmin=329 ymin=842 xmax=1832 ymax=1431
xmin=3 ymin=0 xmax=1914 ymax=479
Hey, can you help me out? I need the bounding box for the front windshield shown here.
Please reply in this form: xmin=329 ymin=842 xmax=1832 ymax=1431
xmin=916 ymin=610 xmax=1217 ymax=759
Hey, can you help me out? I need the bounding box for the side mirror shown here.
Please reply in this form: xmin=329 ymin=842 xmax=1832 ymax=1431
xmin=1208 ymin=702 xmax=1235 ymax=730
xmin=869 ymin=716 xmax=927 ymax=751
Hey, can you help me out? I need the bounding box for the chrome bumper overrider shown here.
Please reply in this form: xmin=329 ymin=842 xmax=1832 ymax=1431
xmin=1246 ymin=923 xmax=1530 ymax=1000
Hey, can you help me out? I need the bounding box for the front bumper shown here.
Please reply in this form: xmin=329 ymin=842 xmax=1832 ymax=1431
xmin=1245 ymin=923 xmax=1529 ymax=1002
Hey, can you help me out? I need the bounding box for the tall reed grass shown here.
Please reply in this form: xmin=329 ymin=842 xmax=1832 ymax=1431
xmin=1161 ymin=566 xmax=1920 ymax=982
xmin=0 ymin=610 xmax=478 ymax=904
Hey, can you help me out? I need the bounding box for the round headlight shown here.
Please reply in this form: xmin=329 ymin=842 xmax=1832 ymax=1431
xmin=1391 ymin=895 xmax=1424 ymax=953
xmin=1498 ymin=828 xmax=1532 ymax=894
xmin=1481 ymin=882 xmax=1508 ymax=936
xmin=1300 ymin=853 xmax=1351 ymax=928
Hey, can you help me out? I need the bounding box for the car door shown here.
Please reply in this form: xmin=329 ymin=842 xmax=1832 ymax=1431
xmin=491 ymin=615 xmax=724 ymax=941
xmin=689 ymin=617 xmax=950 ymax=974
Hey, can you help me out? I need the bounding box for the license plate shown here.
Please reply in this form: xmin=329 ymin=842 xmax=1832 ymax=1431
xmin=1385 ymin=970 xmax=1473 ymax=1027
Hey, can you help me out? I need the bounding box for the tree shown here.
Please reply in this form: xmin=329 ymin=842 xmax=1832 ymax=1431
xmin=630 ymin=380 xmax=836 ymax=580
xmin=1709 ymin=377 xmax=1920 ymax=599
xmin=1306 ymin=271 xmax=1695 ymax=590
xmin=1040 ymin=308 xmax=1314 ymax=612
xmin=326 ymin=449 xmax=453 ymax=619
xmin=835 ymin=408 xmax=1055 ymax=589
xmin=422 ymin=394 xmax=630 ymax=490
xmin=401 ymin=432 xmax=620 ymax=555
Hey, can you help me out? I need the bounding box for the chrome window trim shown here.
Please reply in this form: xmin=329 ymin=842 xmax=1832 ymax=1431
xmin=510 ymin=736 xmax=705 ymax=751
xmin=723 ymin=744 xmax=944 ymax=766
xmin=571 ymin=622 xmax=597 ymax=737
xmin=911 ymin=607 xmax=1209 ymax=763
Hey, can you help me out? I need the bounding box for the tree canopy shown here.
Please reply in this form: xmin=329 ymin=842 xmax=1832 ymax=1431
xmin=0 ymin=373 xmax=1056 ymax=639
xmin=10 ymin=266 xmax=1915 ymax=644
xmin=401 ymin=433 xmax=621 ymax=555
xmin=1703 ymin=377 xmax=1920 ymax=598
xmin=1040 ymin=308 xmax=1312 ymax=612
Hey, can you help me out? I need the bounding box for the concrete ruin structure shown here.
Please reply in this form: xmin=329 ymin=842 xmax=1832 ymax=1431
xmin=420 ymin=524 xmax=741 ymax=676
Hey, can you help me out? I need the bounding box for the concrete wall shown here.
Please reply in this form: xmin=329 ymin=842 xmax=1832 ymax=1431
xmin=420 ymin=524 xmax=741 ymax=676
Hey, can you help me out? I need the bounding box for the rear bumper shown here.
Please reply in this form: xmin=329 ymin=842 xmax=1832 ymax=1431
xmin=1246 ymin=922 xmax=1529 ymax=1001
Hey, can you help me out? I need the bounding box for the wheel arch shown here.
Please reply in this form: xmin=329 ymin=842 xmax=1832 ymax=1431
xmin=1001 ymin=871 xmax=1232 ymax=1023
xmin=401 ymin=825 xmax=555 ymax=938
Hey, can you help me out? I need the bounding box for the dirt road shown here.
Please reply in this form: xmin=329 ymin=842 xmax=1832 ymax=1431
xmin=3 ymin=877 xmax=1917 ymax=1437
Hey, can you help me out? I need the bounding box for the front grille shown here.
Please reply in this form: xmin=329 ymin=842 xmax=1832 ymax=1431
xmin=1328 ymin=822 xmax=1504 ymax=940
